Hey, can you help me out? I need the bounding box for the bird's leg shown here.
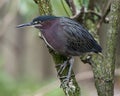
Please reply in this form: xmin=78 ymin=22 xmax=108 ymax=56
xmin=60 ymin=57 xmax=74 ymax=85
xmin=56 ymin=61 xmax=68 ymax=75
xmin=65 ymin=57 xmax=74 ymax=81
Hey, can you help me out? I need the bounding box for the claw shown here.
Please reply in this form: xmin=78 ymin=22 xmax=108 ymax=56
xmin=59 ymin=74 xmax=75 ymax=79
xmin=60 ymin=78 xmax=70 ymax=88
xmin=57 ymin=61 xmax=68 ymax=75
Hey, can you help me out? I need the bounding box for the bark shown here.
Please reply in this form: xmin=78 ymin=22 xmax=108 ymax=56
xmin=89 ymin=0 xmax=117 ymax=96
xmin=115 ymin=1 xmax=120 ymax=67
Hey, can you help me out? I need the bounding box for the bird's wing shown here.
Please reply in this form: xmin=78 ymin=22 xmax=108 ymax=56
xmin=60 ymin=17 xmax=101 ymax=53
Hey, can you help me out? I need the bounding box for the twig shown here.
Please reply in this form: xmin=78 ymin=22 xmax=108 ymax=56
xmin=71 ymin=9 xmax=102 ymax=20
xmin=71 ymin=2 xmax=110 ymax=25
xmin=96 ymin=0 xmax=111 ymax=30
xmin=65 ymin=0 xmax=77 ymax=15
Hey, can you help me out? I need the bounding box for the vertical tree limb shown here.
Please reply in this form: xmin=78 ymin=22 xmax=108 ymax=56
xmin=34 ymin=0 xmax=52 ymax=15
xmin=89 ymin=0 xmax=117 ymax=96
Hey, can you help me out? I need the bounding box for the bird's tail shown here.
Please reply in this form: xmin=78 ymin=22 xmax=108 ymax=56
xmin=93 ymin=43 xmax=102 ymax=53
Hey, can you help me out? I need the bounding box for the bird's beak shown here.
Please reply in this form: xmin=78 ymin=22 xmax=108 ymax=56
xmin=16 ymin=22 xmax=33 ymax=28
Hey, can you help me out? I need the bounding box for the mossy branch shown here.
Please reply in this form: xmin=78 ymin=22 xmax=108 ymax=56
xmin=77 ymin=0 xmax=115 ymax=95
xmin=87 ymin=0 xmax=116 ymax=96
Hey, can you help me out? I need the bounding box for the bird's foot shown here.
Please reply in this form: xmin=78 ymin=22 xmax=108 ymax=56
xmin=60 ymin=76 xmax=71 ymax=87
xmin=59 ymin=74 xmax=75 ymax=79
xmin=61 ymin=77 xmax=70 ymax=87
xmin=59 ymin=74 xmax=75 ymax=88
xmin=56 ymin=61 xmax=68 ymax=76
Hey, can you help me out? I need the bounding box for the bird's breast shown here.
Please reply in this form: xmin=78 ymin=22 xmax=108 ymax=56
xmin=41 ymin=26 xmax=67 ymax=54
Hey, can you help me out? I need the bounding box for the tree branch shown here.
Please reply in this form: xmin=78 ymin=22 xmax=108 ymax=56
xmin=71 ymin=5 xmax=109 ymax=25
xmin=71 ymin=9 xmax=102 ymax=20
xmin=96 ymin=0 xmax=111 ymax=31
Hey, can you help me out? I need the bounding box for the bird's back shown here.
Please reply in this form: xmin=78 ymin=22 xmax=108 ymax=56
xmin=58 ymin=17 xmax=102 ymax=56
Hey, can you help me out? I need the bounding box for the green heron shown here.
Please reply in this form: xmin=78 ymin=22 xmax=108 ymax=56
xmin=17 ymin=15 xmax=102 ymax=84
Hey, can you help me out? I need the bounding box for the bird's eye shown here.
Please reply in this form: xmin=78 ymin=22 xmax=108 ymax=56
xmin=33 ymin=21 xmax=41 ymax=24
xmin=34 ymin=21 xmax=38 ymax=24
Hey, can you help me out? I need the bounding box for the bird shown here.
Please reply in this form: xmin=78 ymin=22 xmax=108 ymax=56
xmin=17 ymin=15 xmax=102 ymax=84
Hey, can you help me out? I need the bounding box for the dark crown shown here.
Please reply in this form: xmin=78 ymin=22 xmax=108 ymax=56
xmin=33 ymin=15 xmax=58 ymax=22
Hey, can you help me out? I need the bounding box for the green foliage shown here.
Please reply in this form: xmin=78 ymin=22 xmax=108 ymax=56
xmin=74 ymin=0 xmax=82 ymax=10
xmin=19 ymin=0 xmax=38 ymax=19
xmin=50 ymin=0 xmax=72 ymax=17
xmin=44 ymin=87 xmax=64 ymax=96
xmin=0 ymin=71 xmax=18 ymax=96
xmin=0 ymin=62 xmax=62 ymax=96
xmin=0 ymin=70 xmax=46 ymax=96
xmin=19 ymin=0 xmax=73 ymax=18
xmin=82 ymin=0 xmax=89 ymax=7
xmin=74 ymin=0 xmax=90 ymax=9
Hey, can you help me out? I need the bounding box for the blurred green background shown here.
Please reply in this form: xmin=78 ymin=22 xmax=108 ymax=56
xmin=0 ymin=0 xmax=120 ymax=96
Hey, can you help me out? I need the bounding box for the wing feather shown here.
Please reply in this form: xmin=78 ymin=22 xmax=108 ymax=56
xmin=60 ymin=17 xmax=101 ymax=53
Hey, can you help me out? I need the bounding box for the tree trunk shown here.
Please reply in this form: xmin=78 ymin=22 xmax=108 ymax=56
xmin=90 ymin=0 xmax=118 ymax=96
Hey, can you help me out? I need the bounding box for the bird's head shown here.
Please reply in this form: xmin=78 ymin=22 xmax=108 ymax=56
xmin=17 ymin=15 xmax=58 ymax=29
